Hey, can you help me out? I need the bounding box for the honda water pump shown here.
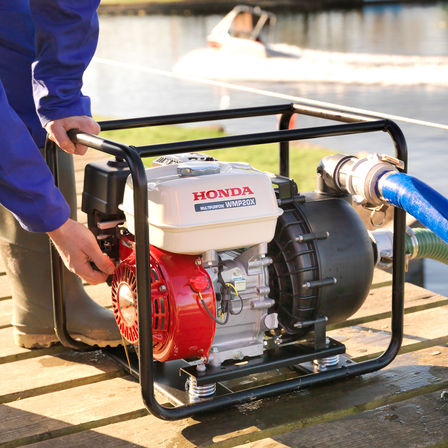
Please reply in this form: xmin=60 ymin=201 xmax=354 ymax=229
xmin=48 ymin=103 xmax=410 ymax=420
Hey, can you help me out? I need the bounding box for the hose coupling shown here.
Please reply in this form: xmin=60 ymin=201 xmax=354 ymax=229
xmin=370 ymin=228 xmax=394 ymax=268
xmin=317 ymin=153 xmax=402 ymax=207
xmin=371 ymin=226 xmax=422 ymax=266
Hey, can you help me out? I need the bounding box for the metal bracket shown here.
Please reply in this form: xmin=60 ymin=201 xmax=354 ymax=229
xmin=313 ymin=316 xmax=329 ymax=351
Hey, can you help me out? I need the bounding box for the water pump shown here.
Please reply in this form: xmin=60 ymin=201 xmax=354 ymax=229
xmin=49 ymin=103 xmax=414 ymax=420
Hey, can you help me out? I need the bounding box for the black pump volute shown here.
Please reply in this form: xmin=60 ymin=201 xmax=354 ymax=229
xmin=268 ymin=179 xmax=374 ymax=337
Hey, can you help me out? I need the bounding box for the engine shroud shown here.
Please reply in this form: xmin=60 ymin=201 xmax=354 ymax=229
xmin=120 ymin=161 xmax=282 ymax=254
xmin=111 ymin=237 xmax=216 ymax=362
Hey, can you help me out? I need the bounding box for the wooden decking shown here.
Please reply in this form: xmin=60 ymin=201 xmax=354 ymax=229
xmin=2 ymin=152 xmax=448 ymax=447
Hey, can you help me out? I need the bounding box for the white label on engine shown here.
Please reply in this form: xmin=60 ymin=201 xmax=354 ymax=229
xmin=194 ymin=197 xmax=256 ymax=212
xmin=234 ymin=279 xmax=247 ymax=291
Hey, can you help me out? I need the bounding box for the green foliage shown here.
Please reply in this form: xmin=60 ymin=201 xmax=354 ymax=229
xmin=100 ymin=125 xmax=334 ymax=192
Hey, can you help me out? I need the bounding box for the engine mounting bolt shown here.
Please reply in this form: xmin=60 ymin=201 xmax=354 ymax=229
xmin=195 ymin=258 xmax=202 ymax=266
xmin=159 ymin=285 xmax=167 ymax=292
xmin=196 ymin=363 xmax=206 ymax=373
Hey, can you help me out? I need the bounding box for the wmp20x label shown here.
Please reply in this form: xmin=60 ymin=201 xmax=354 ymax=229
xmin=195 ymin=197 xmax=256 ymax=212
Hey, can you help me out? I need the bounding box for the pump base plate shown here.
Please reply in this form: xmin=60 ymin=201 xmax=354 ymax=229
xmin=106 ymin=338 xmax=346 ymax=406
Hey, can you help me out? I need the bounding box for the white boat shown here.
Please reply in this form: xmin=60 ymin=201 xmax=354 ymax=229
xmin=174 ymin=5 xmax=448 ymax=86
xmin=205 ymin=5 xmax=296 ymax=59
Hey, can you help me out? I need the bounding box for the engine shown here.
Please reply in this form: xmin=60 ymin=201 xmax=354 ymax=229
xmin=82 ymin=153 xmax=374 ymax=371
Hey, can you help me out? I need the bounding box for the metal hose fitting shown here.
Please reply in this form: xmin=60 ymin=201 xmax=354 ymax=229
xmin=317 ymin=153 xmax=401 ymax=207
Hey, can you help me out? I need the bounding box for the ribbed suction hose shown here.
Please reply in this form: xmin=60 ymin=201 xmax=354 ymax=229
xmin=405 ymin=228 xmax=448 ymax=264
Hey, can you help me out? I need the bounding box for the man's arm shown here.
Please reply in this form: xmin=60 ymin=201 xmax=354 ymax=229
xmin=0 ymin=82 xmax=69 ymax=233
xmin=0 ymin=82 xmax=113 ymax=284
xmin=30 ymin=0 xmax=101 ymax=154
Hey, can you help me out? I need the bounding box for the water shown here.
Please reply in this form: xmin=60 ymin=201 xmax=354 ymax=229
xmin=85 ymin=3 xmax=448 ymax=295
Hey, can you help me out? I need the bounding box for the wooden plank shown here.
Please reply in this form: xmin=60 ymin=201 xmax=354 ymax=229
xmin=207 ymin=346 xmax=448 ymax=448
xmin=17 ymin=345 xmax=448 ymax=448
xmin=0 ymin=274 xmax=439 ymax=361
xmin=329 ymin=305 xmax=448 ymax=360
xmin=236 ymin=389 xmax=448 ymax=448
xmin=0 ymin=327 xmax=41 ymax=360
xmin=82 ymin=275 xmax=442 ymax=320
xmin=331 ymin=281 xmax=444 ymax=330
xmin=0 ymin=327 xmax=67 ymax=364
xmin=0 ymin=349 xmax=123 ymax=404
xmin=371 ymin=268 xmax=392 ymax=286
xmin=0 ymin=376 xmax=144 ymax=447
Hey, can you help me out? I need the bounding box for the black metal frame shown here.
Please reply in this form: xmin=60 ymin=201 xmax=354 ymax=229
xmin=45 ymin=102 xmax=407 ymax=420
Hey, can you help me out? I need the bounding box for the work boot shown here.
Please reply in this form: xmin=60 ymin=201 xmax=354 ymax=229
xmin=0 ymin=149 xmax=121 ymax=349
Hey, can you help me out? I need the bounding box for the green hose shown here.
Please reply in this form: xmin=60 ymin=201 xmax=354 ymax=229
xmin=406 ymin=228 xmax=448 ymax=264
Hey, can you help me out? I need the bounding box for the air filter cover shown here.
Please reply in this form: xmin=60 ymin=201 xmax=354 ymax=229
xmin=121 ymin=162 xmax=282 ymax=254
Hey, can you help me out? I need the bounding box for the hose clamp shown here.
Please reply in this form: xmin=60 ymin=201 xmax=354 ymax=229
xmin=406 ymin=226 xmax=419 ymax=260
xmin=378 ymin=154 xmax=405 ymax=171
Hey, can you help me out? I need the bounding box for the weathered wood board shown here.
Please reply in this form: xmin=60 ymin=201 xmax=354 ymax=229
xmin=5 ymin=345 xmax=448 ymax=448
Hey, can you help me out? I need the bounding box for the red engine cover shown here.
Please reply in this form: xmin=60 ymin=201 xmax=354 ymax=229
xmin=111 ymin=237 xmax=216 ymax=362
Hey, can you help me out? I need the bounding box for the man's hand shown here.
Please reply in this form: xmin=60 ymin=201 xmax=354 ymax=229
xmin=47 ymin=218 xmax=115 ymax=285
xmin=45 ymin=115 xmax=100 ymax=155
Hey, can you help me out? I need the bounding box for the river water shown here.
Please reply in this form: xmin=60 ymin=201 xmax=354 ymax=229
xmin=85 ymin=3 xmax=448 ymax=294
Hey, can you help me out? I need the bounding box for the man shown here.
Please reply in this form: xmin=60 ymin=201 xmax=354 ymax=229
xmin=0 ymin=0 xmax=121 ymax=348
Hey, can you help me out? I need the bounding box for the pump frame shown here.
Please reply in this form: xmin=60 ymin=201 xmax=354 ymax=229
xmin=45 ymin=102 xmax=407 ymax=420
